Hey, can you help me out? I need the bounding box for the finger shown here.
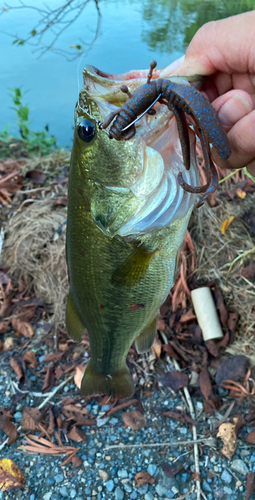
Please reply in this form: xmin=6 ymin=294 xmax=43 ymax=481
xmin=212 ymin=90 xmax=254 ymax=130
xmin=211 ymin=108 xmax=255 ymax=169
xmin=246 ymin=160 xmax=255 ymax=179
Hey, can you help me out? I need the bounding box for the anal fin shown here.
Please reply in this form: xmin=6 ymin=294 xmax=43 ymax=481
xmin=81 ymin=362 xmax=134 ymax=399
xmin=66 ymin=294 xmax=86 ymax=342
xmin=135 ymin=314 xmax=158 ymax=354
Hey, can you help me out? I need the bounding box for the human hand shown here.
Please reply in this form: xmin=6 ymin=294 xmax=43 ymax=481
xmin=175 ymin=11 xmax=255 ymax=177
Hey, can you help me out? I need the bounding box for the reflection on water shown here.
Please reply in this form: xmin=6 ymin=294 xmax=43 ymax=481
xmin=0 ymin=0 xmax=254 ymax=147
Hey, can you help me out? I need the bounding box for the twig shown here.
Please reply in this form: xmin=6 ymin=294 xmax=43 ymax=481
xmin=160 ymin=331 xmax=201 ymax=500
xmin=218 ymin=168 xmax=241 ymax=184
xmin=38 ymin=374 xmax=74 ymax=409
xmin=105 ymin=436 xmax=215 ymax=451
xmin=0 ymin=375 xmax=74 ymax=451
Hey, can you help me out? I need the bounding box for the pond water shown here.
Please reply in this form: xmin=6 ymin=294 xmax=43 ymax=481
xmin=1 ymin=0 xmax=254 ymax=148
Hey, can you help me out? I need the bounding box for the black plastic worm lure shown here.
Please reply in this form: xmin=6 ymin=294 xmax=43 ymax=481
xmin=102 ymin=61 xmax=231 ymax=205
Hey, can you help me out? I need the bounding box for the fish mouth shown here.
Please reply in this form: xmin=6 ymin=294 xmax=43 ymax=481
xmin=81 ymin=64 xmax=199 ymax=236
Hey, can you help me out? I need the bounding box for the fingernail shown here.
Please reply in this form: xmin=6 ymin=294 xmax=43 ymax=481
xmin=218 ymin=95 xmax=252 ymax=128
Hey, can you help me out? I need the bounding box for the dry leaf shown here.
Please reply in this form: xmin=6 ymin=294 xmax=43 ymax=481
xmin=221 ymin=215 xmax=235 ymax=235
xmin=23 ymin=351 xmax=37 ymax=368
xmin=151 ymin=335 xmax=162 ymax=358
xmin=0 ymin=459 xmax=25 ymax=491
xmin=216 ymin=355 xmax=248 ymax=386
xmin=42 ymin=365 xmax=55 ymax=393
xmin=236 ymin=188 xmax=246 ymax=199
xmin=161 ymin=410 xmax=198 ymax=426
xmin=246 ymin=472 xmax=255 ymax=500
xmin=157 ymin=318 xmax=165 ymax=331
xmin=162 ymin=462 xmax=184 ymax=478
xmin=199 ymin=366 xmax=212 ymax=401
xmin=43 ymin=352 xmax=64 ymax=363
xmin=67 ymin=426 xmax=87 ymax=443
xmin=26 ymin=170 xmax=46 ymax=184
xmin=74 ymin=365 xmax=86 ymax=389
xmin=11 ymin=317 xmax=34 ymax=338
xmin=159 ymin=370 xmax=189 ymax=392
xmin=242 ymin=261 xmax=255 ymax=281
xmin=246 ymin=429 xmax=255 ymax=444
xmin=122 ymin=411 xmax=147 ymax=430
xmin=21 ymin=407 xmax=42 ymax=431
xmin=3 ymin=337 xmax=16 ymax=351
xmin=10 ymin=358 xmax=23 ymax=380
xmin=217 ymin=422 xmax=237 ymax=459
xmin=135 ymin=471 xmax=155 ymax=488
xmin=0 ymin=410 xmax=17 ymax=445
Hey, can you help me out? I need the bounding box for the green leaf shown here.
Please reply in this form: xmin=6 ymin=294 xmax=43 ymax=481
xmin=244 ymin=167 xmax=255 ymax=183
xmin=18 ymin=39 xmax=25 ymax=46
xmin=31 ymin=29 xmax=37 ymax=36
xmin=76 ymin=44 xmax=82 ymax=50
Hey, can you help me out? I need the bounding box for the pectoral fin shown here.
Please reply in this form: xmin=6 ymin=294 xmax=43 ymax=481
xmin=135 ymin=314 xmax=158 ymax=354
xmin=66 ymin=294 xmax=86 ymax=341
xmin=111 ymin=245 xmax=157 ymax=287
xmin=81 ymin=362 xmax=134 ymax=399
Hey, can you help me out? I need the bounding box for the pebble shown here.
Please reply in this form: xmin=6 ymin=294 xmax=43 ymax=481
xmin=223 ymin=486 xmax=233 ymax=495
xmin=59 ymin=486 xmax=68 ymax=497
xmin=46 ymin=477 xmax=55 ymax=486
xmin=118 ymin=469 xmax=128 ymax=478
xmin=165 ymin=492 xmax=175 ymax=500
xmin=115 ymin=486 xmax=124 ymax=500
xmin=99 ymin=470 xmax=109 ymax=481
xmin=231 ymin=459 xmax=249 ymax=475
xmin=137 ymin=484 xmax=148 ymax=494
xmin=14 ymin=411 xmax=23 ymax=421
xmin=147 ymin=464 xmax=158 ymax=477
xmin=124 ymin=483 xmax=132 ymax=493
xmin=43 ymin=494 xmax=52 ymax=500
xmin=105 ymin=479 xmax=114 ymax=492
xmin=202 ymin=480 xmax=212 ymax=492
xmin=144 ymin=494 xmax=153 ymax=500
xmin=51 ymin=495 xmax=61 ymax=500
xmin=221 ymin=470 xmax=232 ymax=483
xmin=70 ymin=489 xmax=76 ymax=498
xmin=55 ymin=473 xmax=64 ymax=484
xmin=155 ymin=484 xmax=167 ymax=496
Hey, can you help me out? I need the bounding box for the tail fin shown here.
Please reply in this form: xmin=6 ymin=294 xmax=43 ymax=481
xmin=81 ymin=362 xmax=134 ymax=399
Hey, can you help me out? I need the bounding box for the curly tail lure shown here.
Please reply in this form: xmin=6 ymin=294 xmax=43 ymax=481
xmin=102 ymin=61 xmax=231 ymax=206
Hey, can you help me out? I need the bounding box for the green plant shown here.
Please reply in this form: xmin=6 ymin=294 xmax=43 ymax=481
xmin=0 ymin=87 xmax=57 ymax=156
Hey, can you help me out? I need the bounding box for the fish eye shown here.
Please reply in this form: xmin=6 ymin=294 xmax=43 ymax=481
xmin=78 ymin=118 xmax=96 ymax=142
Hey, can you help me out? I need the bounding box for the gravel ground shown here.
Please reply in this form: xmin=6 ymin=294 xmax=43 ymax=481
xmin=0 ymin=370 xmax=254 ymax=500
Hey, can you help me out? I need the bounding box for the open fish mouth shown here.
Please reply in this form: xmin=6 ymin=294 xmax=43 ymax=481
xmin=79 ymin=63 xmax=200 ymax=236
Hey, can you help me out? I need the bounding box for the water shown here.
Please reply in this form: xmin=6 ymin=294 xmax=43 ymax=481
xmin=0 ymin=0 xmax=254 ymax=148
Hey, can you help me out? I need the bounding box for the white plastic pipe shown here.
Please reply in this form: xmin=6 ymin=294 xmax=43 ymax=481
xmin=191 ymin=287 xmax=223 ymax=341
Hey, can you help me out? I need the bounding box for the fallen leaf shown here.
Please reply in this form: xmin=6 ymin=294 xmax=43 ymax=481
xmin=162 ymin=344 xmax=179 ymax=360
xmin=199 ymin=366 xmax=212 ymax=401
xmin=205 ymin=340 xmax=219 ymax=357
xmin=74 ymin=365 xmax=86 ymax=389
xmin=216 ymin=355 xmax=248 ymax=386
xmin=42 ymin=365 xmax=55 ymax=393
xmin=3 ymin=337 xmax=16 ymax=351
xmin=71 ymin=455 xmax=83 ymax=467
xmin=246 ymin=472 xmax=255 ymax=500
xmin=135 ymin=471 xmax=155 ymax=488
xmin=213 ymin=287 xmax=228 ymax=327
xmin=242 ymin=261 xmax=255 ymax=281
xmin=122 ymin=411 xmax=147 ymax=430
xmin=11 ymin=317 xmax=34 ymax=338
xmin=151 ymin=335 xmax=162 ymax=358
xmin=67 ymin=426 xmax=87 ymax=443
xmin=236 ymin=187 xmax=246 ymax=199
xmin=43 ymin=352 xmax=64 ymax=363
xmin=161 ymin=410 xmax=198 ymax=426
xmin=26 ymin=170 xmax=46 ymax=184
xmin=23 ymin=351 xmax=37 ymax=368
xmin=246 ymin=430 xmax=255 ymax=444
xmin=179 ymin=308 xmax=196 ymax=323
xmin=0 ymin=410 xmax=17 ymax=445
xmin=227 ymin=312 xmax=239 ymax=332
xmin=0 ymin=459 xmax=25 ymax=491
xmin=217 ymin=422 xmax=237 ymax=459
xmin=161 ymin=462 xmax=184 ymax=478
xmin=159 ymin=370 xmax=189 ymax=392
xmin=157 ymin=318 xmax=165 ymax=330
xmin=10 ymin=358 xmax=23 ymax=380
xmin=21 ymin=407 xmax=42 ymax=431
xmin=221 ymin=216 xmax=235 ymax=235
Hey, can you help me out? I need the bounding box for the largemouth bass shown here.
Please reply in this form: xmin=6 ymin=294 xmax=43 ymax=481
xmin=66 ymin=61 xmax=224 ymax=399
